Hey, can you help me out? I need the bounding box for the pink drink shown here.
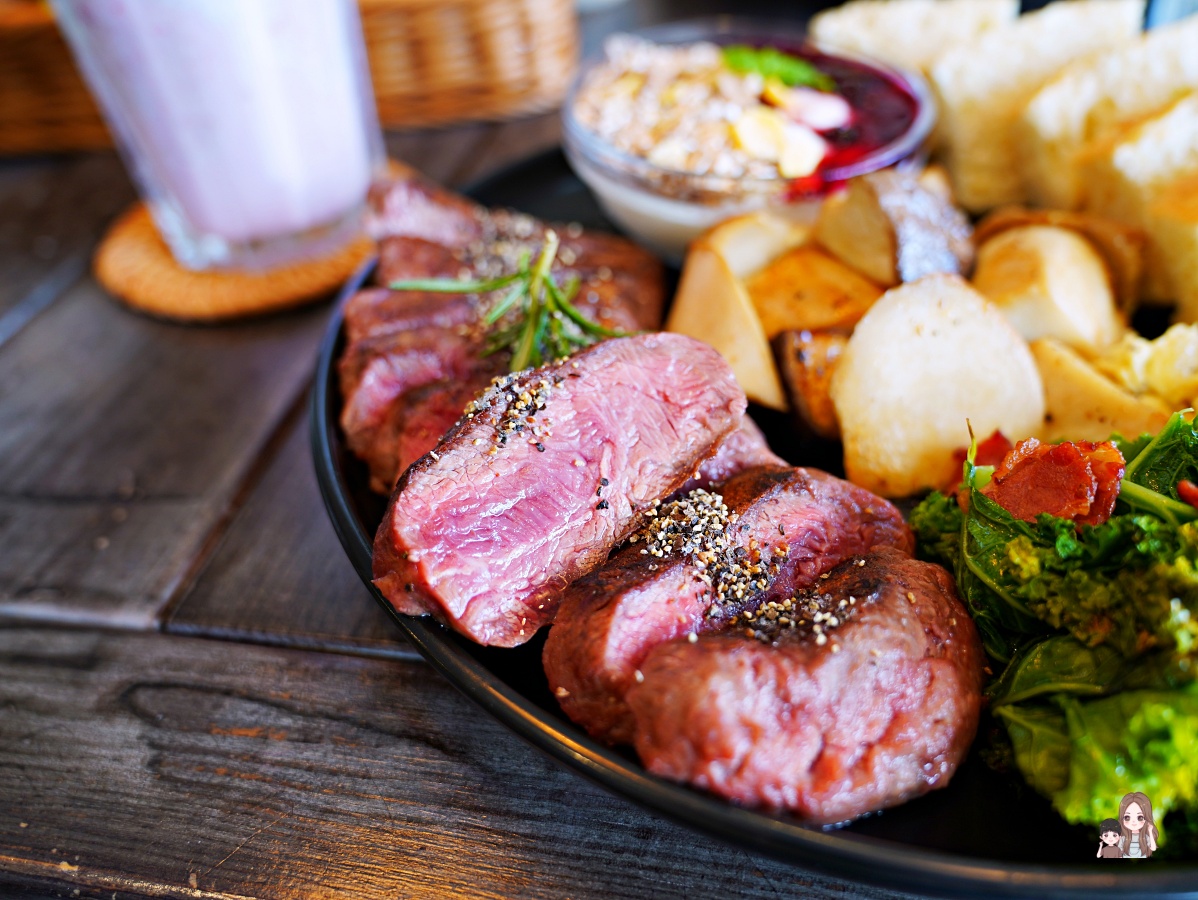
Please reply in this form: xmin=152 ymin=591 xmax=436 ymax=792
xmin=54 ymin=0 xmax=383 ymax=269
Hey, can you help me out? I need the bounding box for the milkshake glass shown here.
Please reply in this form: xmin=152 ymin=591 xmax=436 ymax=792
xmin=52 ymin=0 xmax=385 ymax=270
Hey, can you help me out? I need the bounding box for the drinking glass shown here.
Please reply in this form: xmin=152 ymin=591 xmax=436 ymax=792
xmin=52 ymin=0 xmax=386 ymax=270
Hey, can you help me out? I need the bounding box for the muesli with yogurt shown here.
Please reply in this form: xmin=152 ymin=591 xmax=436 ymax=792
xmin=571 ymin=35 xmax=853 ymax=182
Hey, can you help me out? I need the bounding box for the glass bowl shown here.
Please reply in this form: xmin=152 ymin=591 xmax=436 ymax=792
xmin=561 ymin=18 xmax=937 ymax=263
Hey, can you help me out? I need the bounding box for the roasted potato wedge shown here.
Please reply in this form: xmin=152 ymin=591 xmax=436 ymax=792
xmin=774 ymin=330 xmax=847 ymax=440
xmin=972 ymin=224 xmax=1124 ymax=354
xmin=701 ymin=209 xmax=811 ymax=279
xmin=745 ymin=245 xmax=883 ymax=337
xmin=830 ymin=275 xmax=1045 ymax=497
xmin=1031 ymin=338 xmax=1171 ymax=442
xmin=814 ymin=168 xmax=974 ymax=287
xmin=666 ymin=211 xmax=809 ymax=410
xmin=974 ymin=206 xmax=1146 ymax=312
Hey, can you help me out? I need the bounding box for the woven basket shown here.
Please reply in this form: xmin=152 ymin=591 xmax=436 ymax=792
xmin=0 ymin=0 xmax=579 ymax=155
xmin=361 ymin=0 xmax=579 ymax=127
xmin=0 ymin=2 xmax=110 ymax=154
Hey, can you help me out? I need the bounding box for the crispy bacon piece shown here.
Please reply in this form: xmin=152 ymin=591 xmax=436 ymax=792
xmin=980 ymin=438 xmax=1125 ymax=526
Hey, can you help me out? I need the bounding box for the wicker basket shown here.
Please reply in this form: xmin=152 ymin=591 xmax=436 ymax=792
xmin=0 ymin=2 xmax=110 ymax=154
xmin=0 ymin=0 xmax=579 ymax=155
xmin=361 ymin=0 xmax=579 ymax=127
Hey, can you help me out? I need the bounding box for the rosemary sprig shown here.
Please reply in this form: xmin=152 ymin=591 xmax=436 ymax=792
xmin=388 ymin=230 xmax=629 ymax=372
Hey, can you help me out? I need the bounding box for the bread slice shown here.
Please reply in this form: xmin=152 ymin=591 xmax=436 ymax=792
xmin=1147 ymin=174 xmax=1198 ymax=322
xmin=807 ymin=0 xmax=1017 ymax=74
xmin=929 ymin=0 xmax=1144 ymax=213
xmin=1021 ymin=14 xmax=1198 ymax=210
xmin=1081 ymin=92 xmax=1198 ymax=300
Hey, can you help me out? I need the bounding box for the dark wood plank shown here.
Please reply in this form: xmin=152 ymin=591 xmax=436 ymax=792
xmin=0 ymin=627 xmax=919 ymax=900
xmin=0 ymin=280 xmax=331 ymax=628
xmin=0 ymin=154 xmax=134 ymax=343
xmin=167 ymin=411 xmax=415 ymax=657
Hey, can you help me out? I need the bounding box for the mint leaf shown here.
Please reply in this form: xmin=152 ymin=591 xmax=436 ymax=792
xmin=721 ymin=45 xmax=836 ymax=92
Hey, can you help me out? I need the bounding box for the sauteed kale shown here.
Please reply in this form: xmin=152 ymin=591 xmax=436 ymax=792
xmin=912 ymin=413 xmax=1198 ymax=842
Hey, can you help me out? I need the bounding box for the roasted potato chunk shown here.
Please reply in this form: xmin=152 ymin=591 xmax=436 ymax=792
xmin=974 ymin=206 xmax=1146 ymax=313
xmin=745 ymin=245 xmax=883 ymax=337
xmin=814 ymin=168 xmax=975 ymax=287
xmin=666 ymin=211 xmax=809 ymax=410
xmin=1031 ymin=338 xmax=1170 ymax=443
xmin=830 ymin=275 xmax=1044 ymax=497
xmin=774 ymin=330 xmax=847 ymax=440
xmin=972 ymin=224 xmax=1124 ymax=354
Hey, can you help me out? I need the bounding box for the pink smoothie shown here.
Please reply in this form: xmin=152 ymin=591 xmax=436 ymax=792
xmin=56 ymin=0 xmax=379 ymax=245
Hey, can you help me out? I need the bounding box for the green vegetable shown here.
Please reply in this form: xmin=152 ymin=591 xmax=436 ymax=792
xmin=721 ymin=45 xmax=837 ymax=92
xmin=1118 ymin=412 xmax=1198 ymax=525
xmin=1124 ymin=411 xmax=1198 ymax=498
xmin=912 ymin=459 xmax=1198 ymax=664
xmin=1113 ymin=430 xmax=1155 ymax=465
xmin=1003 ymin=686 xmax=1198 ymax=829
xmin=988 ymin=636 xmax=1127 ymax=707
xmin=989 ymin=635 xmax=1192 ymax=706
xmin=911 ymin=461 xmax=1047 ymax=664
xmin=994 ymin=702 xmax=1072 ymax=798
xmin=909 ymin=489 xmax=961 ymax=565
xmin=911 ymin=420 xmax=1198 ymax=832
xmin=389 ymin=231 xmax=628 ymax=372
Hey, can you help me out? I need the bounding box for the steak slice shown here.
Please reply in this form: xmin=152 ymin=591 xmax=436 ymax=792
xmin=373 ymin=333 xmax=747 ymax=647
xmin=368 ymin=170 xmax=665 ymax=334
xmin=365 ymin=163 xmax=483 ymax=247
xmin=543 ymin=465 xmax=913 ymax=745
xmin=338 ymin=301 xmax=486 ymax=493
xmin=392 ymin=374 xmax=497 ymax=485
xmin=682 ymin=415 xmax=786 ymax=493
xmin=348 ymin=240 xmax=470 ymax=343
xmin=627 ymin=546 xmax=985 ymax=823
xmin=342 ymin=170 xmax=667 ymax=495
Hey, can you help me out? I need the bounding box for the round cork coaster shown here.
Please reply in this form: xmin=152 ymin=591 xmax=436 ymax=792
xmin=94 ymin=203 xmax=374 ymax=322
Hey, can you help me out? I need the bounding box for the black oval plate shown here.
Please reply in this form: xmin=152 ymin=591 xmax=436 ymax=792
xmin=310 ymin=149 xmax=1198 ymax=899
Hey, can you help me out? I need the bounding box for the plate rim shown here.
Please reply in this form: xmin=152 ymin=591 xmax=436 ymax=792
xmin=309 ymin=148 xmax=1198 ymax=899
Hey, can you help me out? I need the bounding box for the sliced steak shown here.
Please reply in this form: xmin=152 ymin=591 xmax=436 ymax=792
xmin=627 ymin=546 xmax=984 ymax=823
xmin=544 ymin=466 xmax=913 ymax=745
xmin=342 ymin=282 xmax=476 ymax=347
xmin=372 ymin=226 xmax=663 ymax=335
xmin=682 ymin=415 xmax=786 ymax=493
xmin=368 ymin=170 xmax=665 ymax=333
xmin=338 ymin=301 xmax=486 ymax=493
xmin=349 ymin=239 xmax=470 ymax=343
xmin=365 ymin=163 xmax=483 ymax=247
xmin=342 ymin=171 xmax=666 ymax=495
xmin=339 ymin=286 xmax=493 ymax=491
xmin=373 ymin=334 xmax=746 ymax=647
xmin=392 ymin=374 xmax=497 ymax=484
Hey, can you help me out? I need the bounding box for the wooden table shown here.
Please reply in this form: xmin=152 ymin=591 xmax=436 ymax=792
xmin=0 ymin=5 xmax=930 ymax=898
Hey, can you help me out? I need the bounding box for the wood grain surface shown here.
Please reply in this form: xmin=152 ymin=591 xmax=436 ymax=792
xmin=167 ymin=411 xmax=415 ymax=658
xmin=0 ymin=627 xmax=917 ymax=900
xmin=0 ymin=154 xmax=133 ymax=336
xmin=0 ymin=280 xmax=330 ymax=628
